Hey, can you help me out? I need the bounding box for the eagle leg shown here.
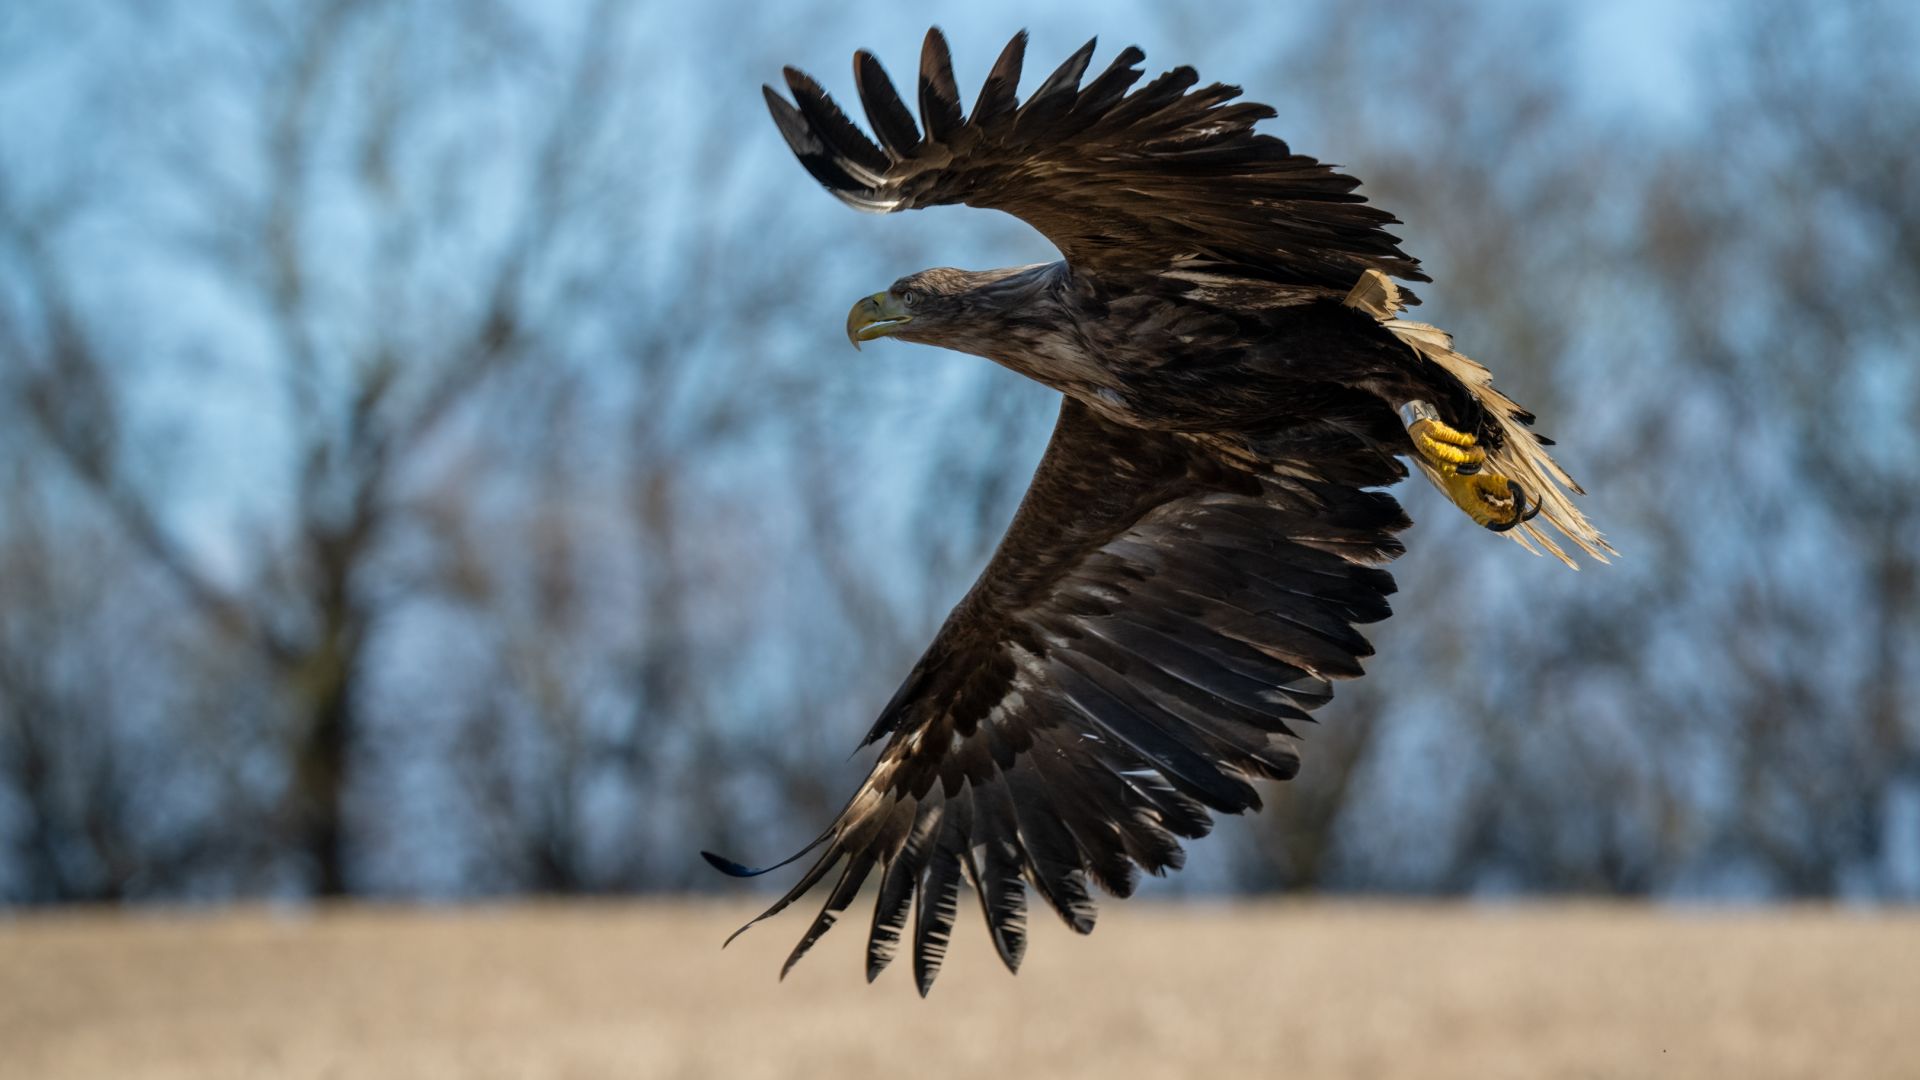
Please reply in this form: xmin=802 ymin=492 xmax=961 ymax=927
xmin=1401 ymin=402 xmax=1536 ymax=532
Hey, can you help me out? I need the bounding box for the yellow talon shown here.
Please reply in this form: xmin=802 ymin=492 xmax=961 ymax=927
xmin=1409 ymin=418 xmax=1486 ymax=474
xmin=1404 ymin=406 xmax=1537 ymax=532
xmin=1441 ymin=471 xmax=1530 ymax=531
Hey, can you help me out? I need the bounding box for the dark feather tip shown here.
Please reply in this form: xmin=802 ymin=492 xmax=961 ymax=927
xmin=701 ymin=850 xmax=766 ymax=877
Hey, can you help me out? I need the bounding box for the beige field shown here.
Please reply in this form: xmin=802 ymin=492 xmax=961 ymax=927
xmin=2 ymin=900 xmax=1917 ymax=1080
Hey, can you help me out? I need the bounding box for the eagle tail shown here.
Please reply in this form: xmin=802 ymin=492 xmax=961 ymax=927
xmin=1345 ymin=270 xmax=1614 ymax=568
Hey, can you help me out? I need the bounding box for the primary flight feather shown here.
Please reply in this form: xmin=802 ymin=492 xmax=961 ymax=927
xmin=709 ymin=28 xmax=1611 ymax=995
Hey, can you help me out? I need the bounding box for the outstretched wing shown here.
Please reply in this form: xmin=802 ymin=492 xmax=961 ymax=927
xmin=763 ymin=28 xmax=1426 ymax=299
xmin=705 ymin=400 xmax=1409 ymax=994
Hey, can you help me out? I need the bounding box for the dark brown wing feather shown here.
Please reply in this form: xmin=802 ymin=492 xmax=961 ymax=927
xmin=704 ymin=400 xmax=1408 ymax=994
xmin=763 ymin=28 xmax=1426 ymax=298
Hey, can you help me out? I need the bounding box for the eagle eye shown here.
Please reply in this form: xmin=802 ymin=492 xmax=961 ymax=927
xmin=900 ymin=288 xmax=924 ymax=306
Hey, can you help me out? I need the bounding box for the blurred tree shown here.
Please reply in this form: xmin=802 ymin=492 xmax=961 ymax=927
xmin=1 ymin=0 xmax=1915 ymax=905
xmin=3 ymin=0 xmax=634 ymax=894
xmin=1214 ymin=0 xmax=1920 ymax=898
xmin=0 ymin=0 xmax=854 ymax=897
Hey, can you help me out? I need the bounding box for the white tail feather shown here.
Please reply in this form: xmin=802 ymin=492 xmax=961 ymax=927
xmin=1346 ymin=270 xmax=1614 ymax=568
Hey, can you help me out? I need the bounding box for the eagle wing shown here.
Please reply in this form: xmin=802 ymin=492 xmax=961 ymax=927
xmin=763 ymin=28 xmax=1426 ymax=299
xmin=705 ymin=399 xmax=1409 ymax=993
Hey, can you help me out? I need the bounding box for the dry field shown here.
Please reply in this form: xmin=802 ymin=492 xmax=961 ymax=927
xmin=2 ymin=899 xmax=1917 ymax=1079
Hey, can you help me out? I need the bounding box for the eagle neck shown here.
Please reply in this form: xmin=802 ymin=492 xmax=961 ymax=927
xmin=959 ymin=263 xmax=1115 ymax=400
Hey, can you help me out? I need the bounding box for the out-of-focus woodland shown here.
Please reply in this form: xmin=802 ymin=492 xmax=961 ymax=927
xmin=1 ymin=0 xmax=1915 ymax=904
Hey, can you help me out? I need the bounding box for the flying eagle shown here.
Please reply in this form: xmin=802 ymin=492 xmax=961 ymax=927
xmin=708 ymin=28 xmax=1611 ymax=994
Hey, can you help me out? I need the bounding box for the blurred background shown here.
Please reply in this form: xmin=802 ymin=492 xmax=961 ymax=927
xmin=1 ymin=0 xmax=1917 ymax=910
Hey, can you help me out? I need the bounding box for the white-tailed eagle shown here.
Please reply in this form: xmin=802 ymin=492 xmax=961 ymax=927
xmin=707 ymin=28 xmax=1611 ymax=995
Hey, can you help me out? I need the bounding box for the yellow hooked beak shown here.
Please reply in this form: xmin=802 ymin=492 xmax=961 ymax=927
xmin=845 ymin=292 xmax=912 ymax=349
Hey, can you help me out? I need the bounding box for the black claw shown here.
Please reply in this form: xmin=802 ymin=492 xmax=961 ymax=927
xmin=1456 ymin=456 xmax=1482 ymax=476
xmin=1518 ymin=482 xmax=1543 ymax=524
xmin=1484 ymin=479 xmax=1527 ymax=533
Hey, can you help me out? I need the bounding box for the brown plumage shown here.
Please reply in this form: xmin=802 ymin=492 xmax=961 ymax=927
xmin=711 ymin=28 xmax=1611 ymax=995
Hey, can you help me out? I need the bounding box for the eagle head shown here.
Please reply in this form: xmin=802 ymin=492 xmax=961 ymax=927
xmin=844 ymin=265 xmax=1053 ymax=352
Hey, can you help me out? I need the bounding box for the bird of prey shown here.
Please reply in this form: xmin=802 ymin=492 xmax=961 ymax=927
xmin=708 ymin=28 xmax=1611 ymax=994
